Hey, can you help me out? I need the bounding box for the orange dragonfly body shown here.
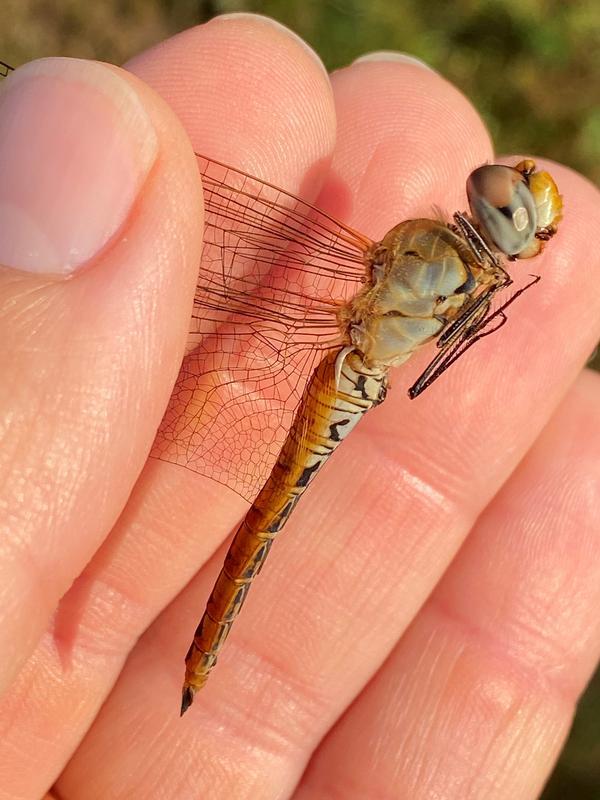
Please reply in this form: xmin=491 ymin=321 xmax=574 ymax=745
xmin=0 ymin=60 xmax=563 ymax=715
xmin=151 ymin=155 xmax=561 ymax=715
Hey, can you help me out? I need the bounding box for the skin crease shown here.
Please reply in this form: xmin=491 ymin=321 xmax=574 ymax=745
xmin=0 ymin=13 xmax=598 ymax=800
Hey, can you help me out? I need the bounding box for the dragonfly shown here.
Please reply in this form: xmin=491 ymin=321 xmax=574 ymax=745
xmin=1 ymin=59 xmax=563 ymax=715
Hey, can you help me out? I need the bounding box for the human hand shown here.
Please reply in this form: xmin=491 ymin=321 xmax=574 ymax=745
xmin=0 ymin=14 xmax=599 ymax=800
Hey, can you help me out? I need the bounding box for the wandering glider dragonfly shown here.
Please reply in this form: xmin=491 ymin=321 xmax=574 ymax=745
xmin=0 ymin=59 xmax=563 ymax=716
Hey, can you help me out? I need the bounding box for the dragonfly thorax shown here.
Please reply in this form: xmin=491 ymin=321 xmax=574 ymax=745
xmin=342 ymin=218 xmax=481 ymax=369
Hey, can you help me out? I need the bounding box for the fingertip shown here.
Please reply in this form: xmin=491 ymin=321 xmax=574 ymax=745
xmin=352 ymin=50 xmax=437 ymax=73
xmin=326 ymin=56 xmax=493 ymax=232
xmin=210 ymin=13 xmax=329 ymax=81
xmin=0 ymin=57 xmax=159 ymax=275
xmin=126 ymin=14 xmax=336 ymax=192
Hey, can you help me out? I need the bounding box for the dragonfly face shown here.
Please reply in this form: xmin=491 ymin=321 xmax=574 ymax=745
xmin=467 ymin=160 xmax=562 ymax=259
xmin=467 ymin=164 xmax=539 ymax=256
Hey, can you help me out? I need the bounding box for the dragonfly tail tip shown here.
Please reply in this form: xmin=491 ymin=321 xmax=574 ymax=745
xmin=180 ymin=685 xmax=195 ymax=717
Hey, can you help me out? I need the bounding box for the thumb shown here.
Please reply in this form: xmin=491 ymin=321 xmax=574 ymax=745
xmin=0 ymin=57 xmax=202 ymax=695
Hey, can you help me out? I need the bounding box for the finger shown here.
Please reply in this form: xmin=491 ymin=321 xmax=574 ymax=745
xmin=319 ymin=52 xmax=493 ymax=225
xmin=126 ymin=13 xmax=335 ymax=188
xmin=0 ymin=57 xmax=203 ymax=697
xmin=294 ymin=368 xmax=600 ymax=800
xmin=54 ymin=55 xmax=504 ymax=800
xmin=0 ymin=16 xmax=336 ymax=800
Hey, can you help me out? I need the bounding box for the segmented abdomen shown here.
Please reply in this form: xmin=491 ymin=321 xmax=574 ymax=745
xmin=181 ymin=347 xmax=387 ymax=712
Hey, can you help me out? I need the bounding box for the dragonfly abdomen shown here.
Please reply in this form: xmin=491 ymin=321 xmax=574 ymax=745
xmin=181 ymin=347 xmax=387 ymax=714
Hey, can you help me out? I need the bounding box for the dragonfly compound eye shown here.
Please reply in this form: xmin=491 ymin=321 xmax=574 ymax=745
xmin=466 ymin=165 xmax=537 ymax=256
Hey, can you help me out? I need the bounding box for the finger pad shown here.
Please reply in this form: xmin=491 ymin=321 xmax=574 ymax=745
xmin=126 ymin=16 xmax=336 ymax=191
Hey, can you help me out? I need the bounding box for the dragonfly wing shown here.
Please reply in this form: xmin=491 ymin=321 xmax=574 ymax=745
xmin=0 ymin=58 xmax=371 ymax=500
xmin=152 ymin=154 xmax=373 ymax=501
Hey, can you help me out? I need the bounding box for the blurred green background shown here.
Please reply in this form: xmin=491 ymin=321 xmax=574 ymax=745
xmin=3 ymin=1 xmax=599 ymax=797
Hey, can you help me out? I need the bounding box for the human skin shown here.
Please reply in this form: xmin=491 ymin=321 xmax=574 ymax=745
xmin=0 ymin=13 xmax=599 ymax=800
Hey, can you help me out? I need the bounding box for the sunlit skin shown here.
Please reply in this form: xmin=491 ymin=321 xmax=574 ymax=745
xmin=0 ymin=15 xmax=599 ymax=800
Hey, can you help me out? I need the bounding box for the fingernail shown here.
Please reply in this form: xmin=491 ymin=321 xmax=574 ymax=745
xmin=0 ymin=58 xmax=158 ymax=275
xmin=353 ymin=51 xmax=436 ymax=72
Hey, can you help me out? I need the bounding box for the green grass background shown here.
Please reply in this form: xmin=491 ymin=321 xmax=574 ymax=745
xmin=3 ymin=1 xmax=599 ymax=796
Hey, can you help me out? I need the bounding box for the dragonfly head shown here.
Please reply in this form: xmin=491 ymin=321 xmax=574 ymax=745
xmin=466 ymin=161 xmax=562 ymax=259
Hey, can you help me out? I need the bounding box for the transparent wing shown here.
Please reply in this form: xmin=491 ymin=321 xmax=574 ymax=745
xmin=0 ymin=56 xmax=372 ymax=501
xmin=151 ymin=154 xmax=373 ymax=501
